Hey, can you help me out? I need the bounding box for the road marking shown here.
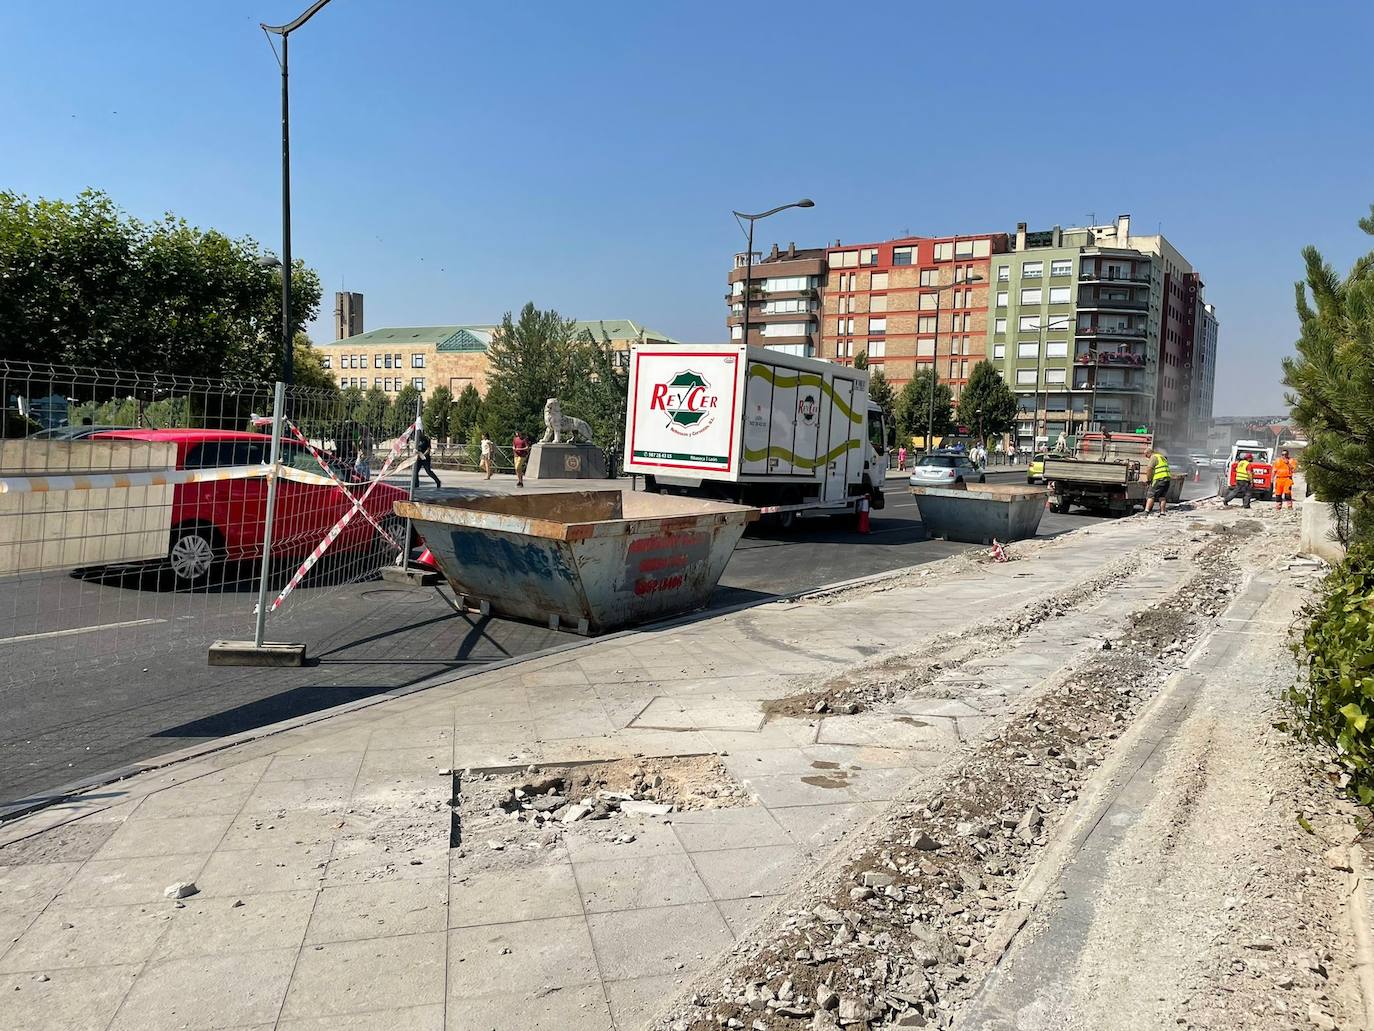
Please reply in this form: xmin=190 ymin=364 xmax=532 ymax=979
xmin=0 ymin=618 xmax=166 ymax=646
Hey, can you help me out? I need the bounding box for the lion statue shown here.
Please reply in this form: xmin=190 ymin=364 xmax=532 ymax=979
xmin=541 ymin=397 xmax=594 ymax=444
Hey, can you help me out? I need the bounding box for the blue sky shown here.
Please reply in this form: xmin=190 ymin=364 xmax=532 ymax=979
xmin=3 ymin=1 xmax=1372 ymax=415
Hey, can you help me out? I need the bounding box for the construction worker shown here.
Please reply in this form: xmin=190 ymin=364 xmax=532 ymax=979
xmin=1273 ymin=449 xmax=1296 ymax=511
xmin=1223 ymin=452 xmax=1254 ymax=508
xmin=1143 ymin=446 xmax=1172 ymax=516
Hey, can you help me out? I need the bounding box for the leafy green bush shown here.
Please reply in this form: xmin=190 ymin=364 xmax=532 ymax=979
xmin=1291 ymin=544 xmax=1374 ymax=803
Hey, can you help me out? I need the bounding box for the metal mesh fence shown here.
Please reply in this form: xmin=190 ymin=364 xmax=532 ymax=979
xmin=0 ymin=360 xmax=422 ymax=680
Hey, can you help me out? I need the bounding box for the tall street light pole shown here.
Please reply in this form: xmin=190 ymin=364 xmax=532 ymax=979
xmin=733 ymin=199 xmax=814 ymax=350
xmin=261 ymin=0 xmax=335 ymax=386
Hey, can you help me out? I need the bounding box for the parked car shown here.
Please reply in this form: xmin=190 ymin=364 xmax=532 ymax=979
xmin=909 ymin=451 xmax=986 ymax=487
xmin=29 ymin=424 xmax=132 ymax=440
xmin=90 ymin=429 xmax=412 ymax=585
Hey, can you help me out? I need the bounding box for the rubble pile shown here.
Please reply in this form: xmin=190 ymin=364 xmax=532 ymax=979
xmin=768 ymin=549 xmax=1149 ymax=720
xmin=657 ymin=541 xmax=1245 ymax=1031
xmin=459 ymin=755 xmax=746 ymax=855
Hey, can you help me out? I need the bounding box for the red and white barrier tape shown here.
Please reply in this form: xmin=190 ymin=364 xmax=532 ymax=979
xmin=280 ymin=421 xmax=400 ymax=547
xmin=266 ymin=418 xmax=420 ymax=612
xmin=0 ymin=464 xmax=265 ymax=494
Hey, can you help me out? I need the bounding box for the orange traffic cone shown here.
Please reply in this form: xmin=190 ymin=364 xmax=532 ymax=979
xmin=1193 ymin=466 xmax=1201 ymax=483
xmin=415 ymin=546 xmax=438 ymax=570
xmin=857 ymin=496 xmax=871 ymax=534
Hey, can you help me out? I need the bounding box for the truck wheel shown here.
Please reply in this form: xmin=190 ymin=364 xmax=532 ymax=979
xmin=777 ymin=510 xmax=797 ymax=531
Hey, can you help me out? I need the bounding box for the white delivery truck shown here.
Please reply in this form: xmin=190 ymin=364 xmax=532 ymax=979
xmin=622 ymin=343 xmax=888 ymax=527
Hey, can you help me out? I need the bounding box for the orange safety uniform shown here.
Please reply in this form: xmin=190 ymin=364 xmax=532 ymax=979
xmin=1273 ymin=456 xmax=1296 ymax=500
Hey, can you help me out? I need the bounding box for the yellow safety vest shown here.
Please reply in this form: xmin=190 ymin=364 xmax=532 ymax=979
xmin=1151 ymin=455 xmax=1170 ymax=483
xmin=1235 ymin=460 xmax=1251 ymax=482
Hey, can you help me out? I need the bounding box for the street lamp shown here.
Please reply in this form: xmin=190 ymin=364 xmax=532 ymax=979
xmin=926 ymin=272 xmax=983 ymax=450
xmin=732 ymin=199 xmax=815 ymax=350
xmin=261 ymin=0 xmax=336 ymax=386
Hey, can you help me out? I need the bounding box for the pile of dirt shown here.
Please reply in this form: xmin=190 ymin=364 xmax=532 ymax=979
xmin=656 ymin=542 xmax=1245 ymax=1031
xmin=458 ymin=755 xmax=746 ymax=858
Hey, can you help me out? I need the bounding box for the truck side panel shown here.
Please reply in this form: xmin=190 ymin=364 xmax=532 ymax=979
xmin=624 ymin=346 xmax=746 ymax=481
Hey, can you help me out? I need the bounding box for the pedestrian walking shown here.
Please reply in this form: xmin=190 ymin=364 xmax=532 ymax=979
xmin=479 ymin=432 xmax=494 ymax=479
xmin=512 ymin=430 xmax=530 ymax=487
xmin=1222 ymin=452 xmax=1254 ymax=508
xmin=353 ymin=447 xmax=370 ymax=482
xmin=414 ymin=428 xmax=441 ymax=488
xmin=1142 ymin=446 xmax=1172 ymax=516
xmin=1272 ymin=449 xmax=1296 ymax=511
xmin=898 ymin=445 xmax=907 ymax=470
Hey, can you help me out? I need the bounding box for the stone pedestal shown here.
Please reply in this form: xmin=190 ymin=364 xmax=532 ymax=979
xmin=527 ymin=442 xmax=606 ymax=480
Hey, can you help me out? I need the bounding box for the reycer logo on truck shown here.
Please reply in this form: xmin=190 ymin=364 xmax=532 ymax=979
xmin=649 ymin=371 xmax=720 ymax=435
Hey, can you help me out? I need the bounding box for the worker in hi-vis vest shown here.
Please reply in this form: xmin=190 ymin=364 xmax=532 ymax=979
xmin=1143 ymin=447 xmax=1172 ymax=516
xmin=1223 ymin=453 xmax=1254 ymax=509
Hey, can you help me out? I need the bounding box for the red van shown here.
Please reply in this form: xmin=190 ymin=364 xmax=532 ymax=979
xmin=91 ymin=429 xmax=412 ymax=585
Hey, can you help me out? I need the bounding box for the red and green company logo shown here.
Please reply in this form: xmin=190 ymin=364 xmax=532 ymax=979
xmin=649 ymin=371 xmax=719 ymax=434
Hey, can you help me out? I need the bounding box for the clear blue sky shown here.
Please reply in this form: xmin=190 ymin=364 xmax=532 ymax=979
xmin=4 ymin=1 xmax=1372 ymax=415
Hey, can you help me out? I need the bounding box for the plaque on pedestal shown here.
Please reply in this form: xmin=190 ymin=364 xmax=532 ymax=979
xmin=527 ymin=442 xmax=607 ymax=480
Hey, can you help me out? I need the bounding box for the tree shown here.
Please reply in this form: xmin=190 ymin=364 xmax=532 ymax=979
xmin=564 ymin=329 xmax=630 ymax=472
xmin=291 ymin=333 xmax=339 ymax=393
xmin=868 ymin=369 xmax=894 ymax=422
xmin=452 ymin=383 xmax=482 ymax=440
xmin=481 ymin=303 xmax=584 ymax=440
xmin=353 ymin=387 xmax=392 ymax=440
xmin=956 ymin=360 xmax=1018 ymax=439
xmin=390 ymin=384 xmax=422 ymax=437
xmin=1283 ymin=203 xmax=1374 ymax=541
xmin=422 ymin=385 xmax=454 ymax=439
xmin=0 ymin=189 xmax=321 ymax=380
xmin=894 ymin=370 xmax=954 ymax=445
xmin=853 ymin=350 xmax=869 ymax=370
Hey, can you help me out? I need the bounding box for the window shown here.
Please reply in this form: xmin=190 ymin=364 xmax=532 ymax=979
xmin=920 ymin=269 xmax=939 ymax=287
xmin=413 ymin=377 xmax=425 ymax=392
xmin=994 ymin=317 xmax=1007 ymax=335
xmin=184 ymin=441 xmax=267 ymax=468
xmin=993 ymin=344 xmax=1006 ymax=359
xmin=763 ymin=275 xmax=813 ymax=293
xmin=1018 ymin=342 xmax=1039 ymax=358
xmin=1045 ymin=368 xmax=1067 ymax=384
xmin=731 ymin=325 xmax=742 ymax=340
xmin=859 ymin=248 xmax=878 ymax=266
xmin=919 ymin=294 xmax=938 ymax=311
xmin=1019 ymin=315 xmax=1040 ymax=332
xmin=763 ymin=322 xmax=809 ymax=337
xmin=764 ymin=298 xmax=810 ymax=314
xmin=869 ymin=294 xmax=888 ymax=313
xmin=1021 ymin=288 xmax=1042 ymax=304
xmin=321 ymin=355 xmax=331 ymax=369
xmin=868 ymin=317 xmax=887 ymax=335
xmin=996 ymin=291 xmax=1008 ymax=307
xmin=918 ymin=316 xmax=937 ymax=333
xmin=1016 ymin=369 xmax=1038 ymax=385
xmin=1049 ymin=286 xmax=1071 ymax=304
xmin=1022 ymin=261 xmax=1043 ymax=279
xmin=954 ymin=266 xmax=965 ymax=283
xmin=394 ymin=353 xmax=402 ymax=367
xmin=1051 ymin=259 xmax=1072 ymax=277
xmin=997 ymin=265 xmax=1010 ymax=281
xmin=1046 ymin=341 xmax=1068 ymax=358
xmin=868 ymin=340 xmax=885 ymax=357
xmin=838 ymin=296 xmax=849 ymax=314
xmin=412 ymin=353 xmax=425 ymax=368
xmin=374 ymin=377 xmax=382 ymax=389
xmin=916 ymin=339 xmax=935 ymax=357
xmin=1045 ymin=314 xmax=1071 ymax=333
xmin=934 ymin=242 xmax=953 ymax=261
xmin=893 ymin=246 xmax=913 ymax=266
xmin=385 ymin=354 xmax=395 ymax=368
xmin=870 ymin=271 xmax=889 ymax=291
xmin=954 ymin=239 xmax=974 ymax=258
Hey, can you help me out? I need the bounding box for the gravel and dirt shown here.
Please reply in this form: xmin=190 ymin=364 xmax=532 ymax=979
xmin=651 ymin=507 xmax=1368 ymax=1031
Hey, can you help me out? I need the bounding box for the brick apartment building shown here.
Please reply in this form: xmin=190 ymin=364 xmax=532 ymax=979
xmin=728 ymin=214 xmax=1217 ymax=447
xmin=726 ymin=243 xmax=826 ymax=356
xmin=820 ymin=233 xmax=1009 ymax=396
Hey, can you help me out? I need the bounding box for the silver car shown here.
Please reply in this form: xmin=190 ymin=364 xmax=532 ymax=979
xmin=908 ymin=452 xmax=986 ymax=487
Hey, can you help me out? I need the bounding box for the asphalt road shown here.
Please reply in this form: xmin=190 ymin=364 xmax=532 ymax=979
xmin=0 ymin=471 xmax=1211 ymax=809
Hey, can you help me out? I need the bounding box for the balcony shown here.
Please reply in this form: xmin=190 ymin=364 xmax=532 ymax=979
xmin=1079 ymin=270 xmax=1151 ymax=285
xmin=1076 ymin=325 xmax=1146 ymax=339
xmin=1077 ymin=296 xmax=1148 ymax=312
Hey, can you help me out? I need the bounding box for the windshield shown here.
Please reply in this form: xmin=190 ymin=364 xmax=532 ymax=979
xmin=917 ymin=456 xmax=956 ymax=468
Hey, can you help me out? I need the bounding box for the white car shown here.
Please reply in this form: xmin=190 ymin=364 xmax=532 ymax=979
xmin=908 ymin=452 xmax=986 ymax=487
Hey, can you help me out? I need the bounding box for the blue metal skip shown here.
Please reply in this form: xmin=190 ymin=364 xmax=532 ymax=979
xmin=909 ymin=483 xmax=1048 ymax=545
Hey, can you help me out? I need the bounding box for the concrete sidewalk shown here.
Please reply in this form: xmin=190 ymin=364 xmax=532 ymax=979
xmin=0 ymin=507 xmax=1214 ymax=1031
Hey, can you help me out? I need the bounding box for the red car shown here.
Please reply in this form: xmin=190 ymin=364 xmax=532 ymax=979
xmin=91 ymin=429 xmax=411 ymax=585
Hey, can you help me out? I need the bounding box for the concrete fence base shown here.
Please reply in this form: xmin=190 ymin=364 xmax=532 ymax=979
xmin=1301 ymin=499 xmax=1348 ymax=564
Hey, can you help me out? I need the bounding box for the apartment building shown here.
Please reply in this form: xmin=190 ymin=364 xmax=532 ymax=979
xmin=988 ymin=215 xmax=1213 ymax=447
xmin=818 ymin=234 xmax=1009 ymax=394
xmin=1190 ymin=302 xmax=1219 ymax=440
xmin=316 ymin=319 xmax=676 ymax=398
xmin=726 ymin=243 xmax=826 ymax=356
